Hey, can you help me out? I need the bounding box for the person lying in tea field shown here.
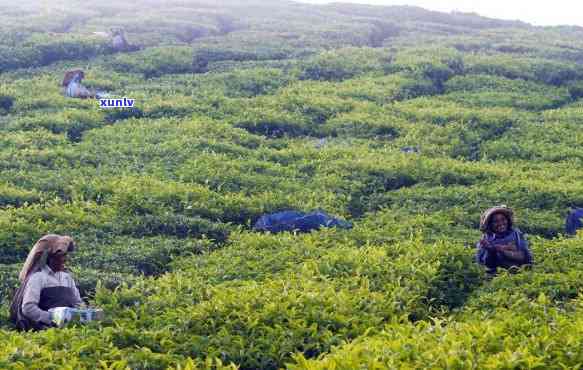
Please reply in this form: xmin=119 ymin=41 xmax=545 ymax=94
xmin=476 ymin=205 xmax=533 ymax=276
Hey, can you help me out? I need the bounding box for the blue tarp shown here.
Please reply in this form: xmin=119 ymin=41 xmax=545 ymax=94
xmin=566 ymin=208 xmax=583 ymax=235
xmin=254 ymin=210 xmax=353 ymax=233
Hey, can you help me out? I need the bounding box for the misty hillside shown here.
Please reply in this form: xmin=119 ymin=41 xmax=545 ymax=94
xmin=2 ymin=0 xmax=583 ymax=368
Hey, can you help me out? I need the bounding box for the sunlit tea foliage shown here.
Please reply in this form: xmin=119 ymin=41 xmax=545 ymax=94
xmin=1 ymin=0 xmax=583 ymax=368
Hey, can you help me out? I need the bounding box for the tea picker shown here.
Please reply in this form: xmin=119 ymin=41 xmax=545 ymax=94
xmin=61 ymin=69 xmax=112 ymax=99
xmin=9 ymin=234 xmax=104 ymax=331
xmin=475 ymin=205 xmax=533 ymax=276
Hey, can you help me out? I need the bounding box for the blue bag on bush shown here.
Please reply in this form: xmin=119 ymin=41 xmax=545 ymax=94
xmin=566 ymin=208 xmax=583 ymax=235
xmin=254 ymin=210 xmax=352 ymax=233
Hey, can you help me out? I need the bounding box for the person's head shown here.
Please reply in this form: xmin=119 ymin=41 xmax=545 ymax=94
xmin=47 ymin=250 xmax=68 ymax=272
xmin=42 ymin=235 xmax=75 ymax=272
xmin=479 ymin=205 xmax=514 ymax=234
xmin=489 ymin=212 xmax=510 ymax=235
xmin=19 ymin=234 xmax=76 ymax=282
xmin=62 ymin=70 xmax=85 ymax=87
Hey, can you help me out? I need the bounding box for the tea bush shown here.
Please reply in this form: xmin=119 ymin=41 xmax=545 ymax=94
xmin=2 ymin=0 xmax=583 ymax=368
xmin=299 ymin=47 xmax=388 ymax=81
xmin=110 ymin=47 xmax=193 ymax=78
xmin=289 ymin=303 xmax=583 ymax=369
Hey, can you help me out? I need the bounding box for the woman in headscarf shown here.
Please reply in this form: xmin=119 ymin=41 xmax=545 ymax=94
xmin=10 ymin=234 xmax=84 ymax=331
xmin=476 ymin=205 xmax=533 ymax=275
xmin=111 ymin=28 xmax=130 ymax=51
xmin=62 ymin=70 xmax=93 ymax=99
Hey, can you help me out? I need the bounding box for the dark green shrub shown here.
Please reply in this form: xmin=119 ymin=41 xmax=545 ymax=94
xmin=193 ymin=47 xmax=271 ymax=73
xmin=300 ymin=48 xmax=387 ymax=81
xmin=110 ymin=47 xmax=193 ymax=77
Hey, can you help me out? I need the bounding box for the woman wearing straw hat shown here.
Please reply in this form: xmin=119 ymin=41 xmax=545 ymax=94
xmin=476 ymin=205 xmax=533 ymax=276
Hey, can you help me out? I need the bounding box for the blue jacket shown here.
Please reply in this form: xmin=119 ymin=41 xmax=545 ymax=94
xmin=566 ymin=209 xmax=583 ymax=235
xmin=476 ymin=228 xmax=533 ymax=265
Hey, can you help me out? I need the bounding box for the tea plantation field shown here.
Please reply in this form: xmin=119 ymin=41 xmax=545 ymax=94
xmin=2 ymin=0 xmax=583 ymax=368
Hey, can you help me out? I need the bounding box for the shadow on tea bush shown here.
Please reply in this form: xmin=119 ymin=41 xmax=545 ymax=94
xmin=104 ymin=107 xmax=144 ymax=123
xmin=424 ymin=245 xmax=482 ymax=313
xmin=0 ymin=95 xmax=14 ymax=113
xmin=114 ymin=213 xmax=232 ymax=243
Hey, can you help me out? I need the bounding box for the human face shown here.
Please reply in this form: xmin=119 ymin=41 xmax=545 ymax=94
xmin=491 ymin=213 xmax=509 ymax=234
xmin=48 ymin=252 xmax=67 ymax=272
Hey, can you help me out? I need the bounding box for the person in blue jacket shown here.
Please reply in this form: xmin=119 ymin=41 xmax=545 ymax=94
xmin=476 ymin=205 xmax=533 ymax=275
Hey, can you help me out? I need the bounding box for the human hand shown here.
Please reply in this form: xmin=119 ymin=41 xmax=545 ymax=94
xmin=49 ymin=307 xmax=73 ymax=328
xmin=495 ymin=243 xmax=515 ymax=252
xmin=47 ymin=311 xmax=54 ymax=324
xmin=479 ymin=239 xmax=494 ymax=250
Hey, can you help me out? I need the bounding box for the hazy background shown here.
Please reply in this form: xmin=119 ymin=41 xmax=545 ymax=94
xmin=298 ymin=0 xmax=583 ymax=27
